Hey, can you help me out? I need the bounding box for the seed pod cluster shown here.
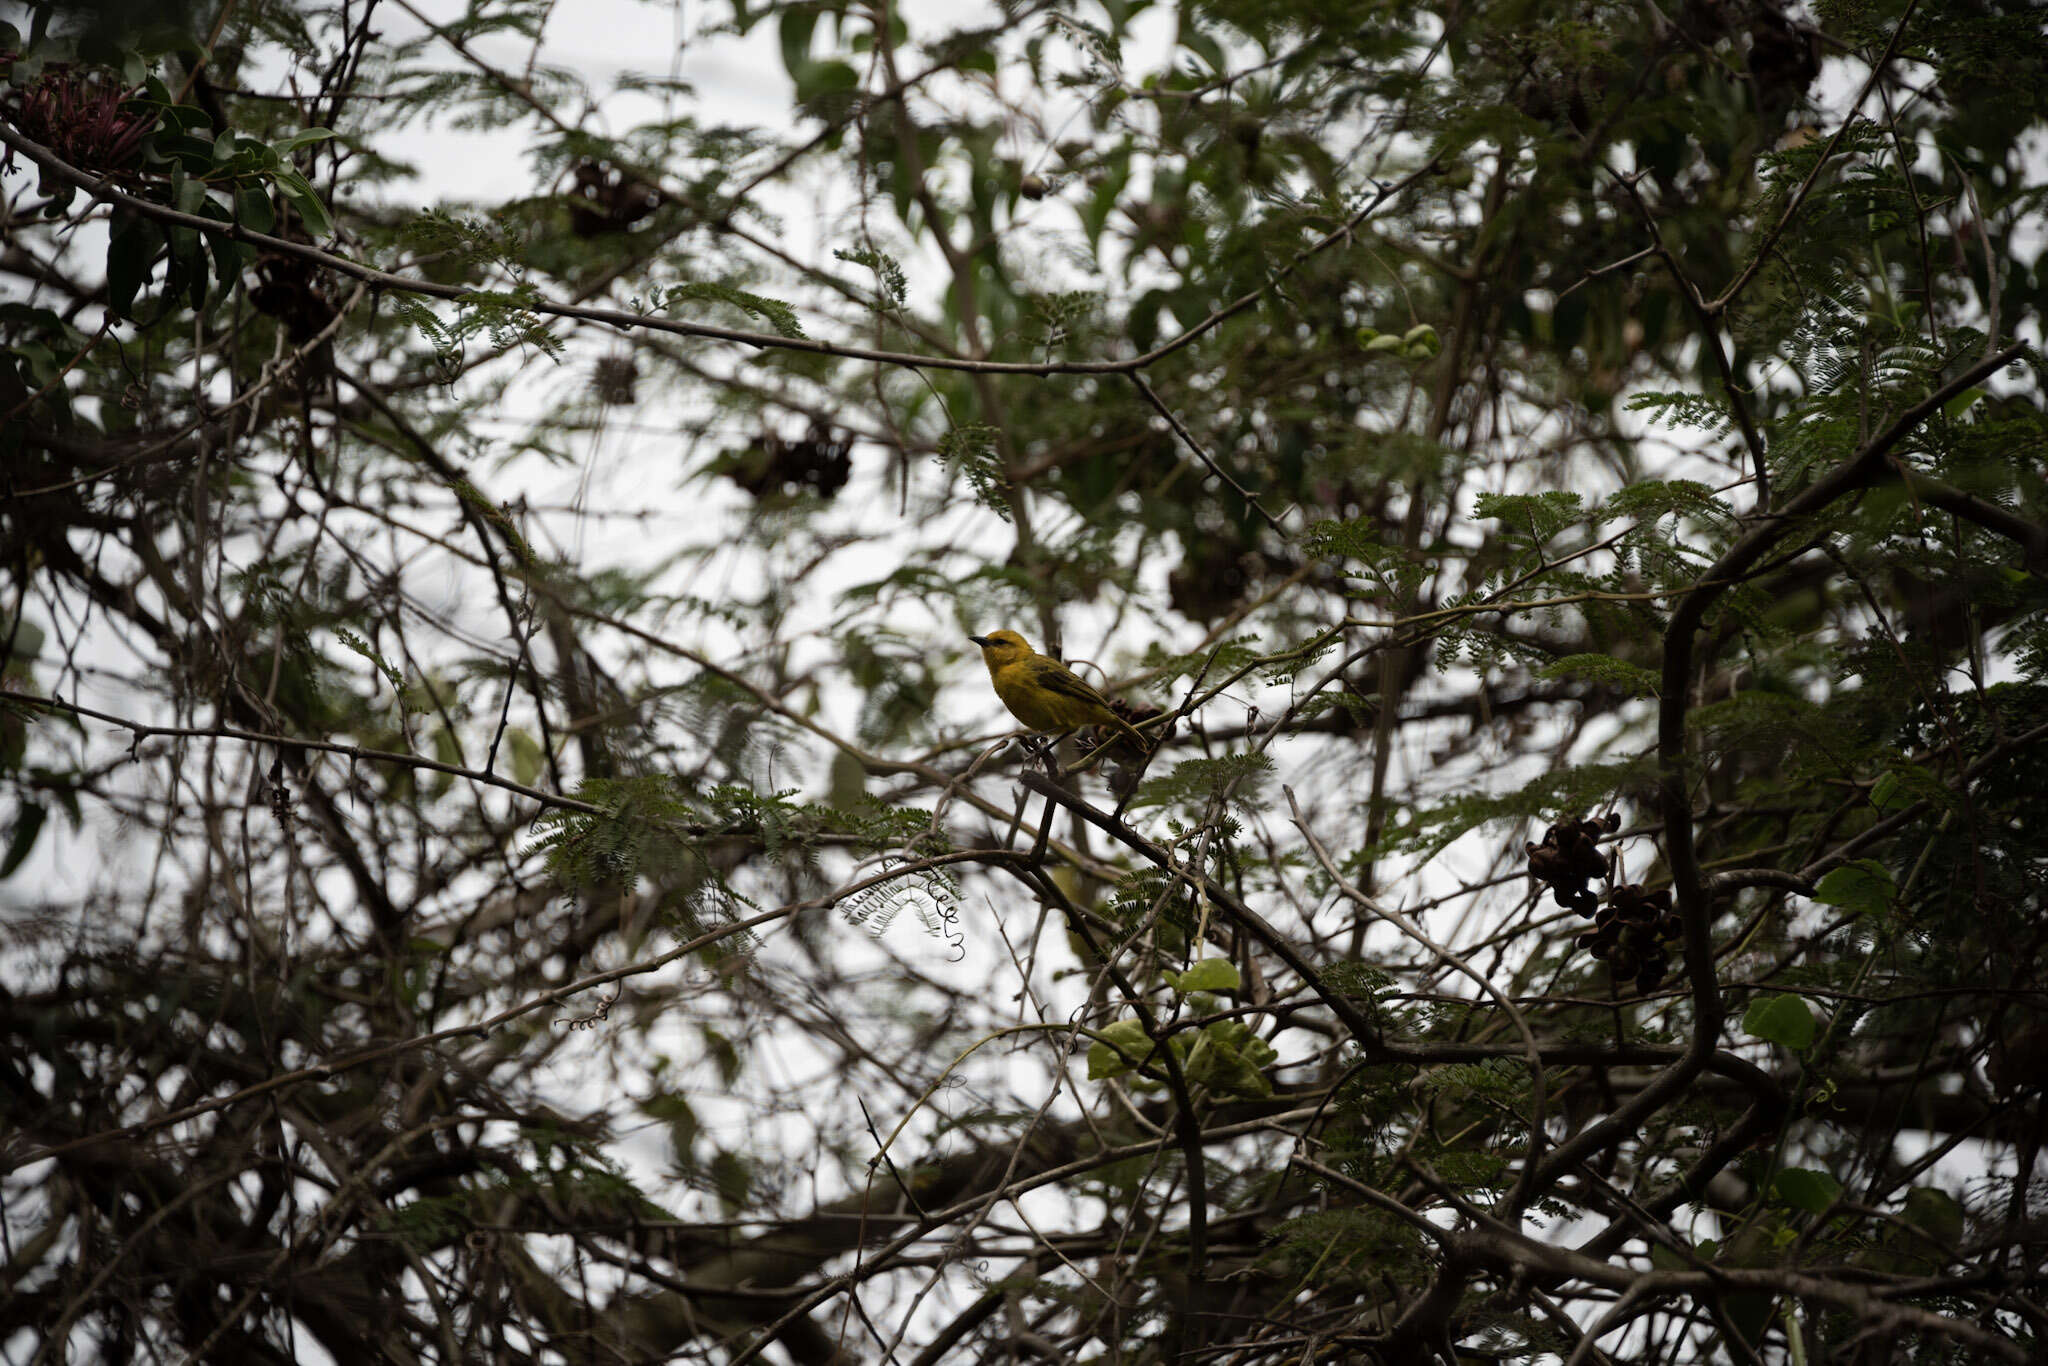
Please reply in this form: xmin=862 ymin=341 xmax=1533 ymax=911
xmin=1574 ymin=883 xmax=1680 ymax=994
xmin=1088 ymin=697 xmax=1166 ymax=796
xmin=591 ymin=354 xmax=639 ymax=406
xmin=250 ymin=253 xmax=339 ymax=344
xmin=568 ymin=160 xmax=662 ymax=237
xmin=1523 ymin=812 xmax=1619 ymax=915
xmin=723 ymin=421 xmax=852 ymax=501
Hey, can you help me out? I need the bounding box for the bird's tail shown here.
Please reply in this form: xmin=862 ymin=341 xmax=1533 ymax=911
xmin=1103 ymin=712 xmax=1155 ymax=755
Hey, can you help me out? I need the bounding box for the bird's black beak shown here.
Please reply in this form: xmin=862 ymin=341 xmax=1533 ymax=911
xmin=968 ymin=635 xmax=991 ymax=648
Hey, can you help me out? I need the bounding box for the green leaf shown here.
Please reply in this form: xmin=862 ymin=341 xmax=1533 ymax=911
xmin=1773 ymin=1168 xmax=1841 ymax=1213
xmin=206 ymin=230 xmax=248 ymax=306
xmin=273 ymin=127 xmax=337 ymax=156
xmin=1648 ymin=1241 xmax=1691 ymax=1272
xmin=1812 ymin=860 xmax=1895 ymax=917
xmin=708 ymin=1148 xmax=751 ymax=1212
xmin=1742 ymin=994 xmax=1817 ymax=1051
xmin=1940 ymin=386 xmax=1984 ymax=422
xmin=428 ymin=725 xmax=461 ymax=798
xmin=702 ymin=1025 xmax=743 ymax=1086
xmin=1 ymin=801 xmax=47 ymax=878
xmin=1181 ymin=1021 xmax=1276 ymax=1099
xmin=778 ymin=6 xmax=820 ymax=78
xmin=1899 ymin=1187 xmax=1963 ymax=1251
xmin=335 ymin=627 xmax=407 ymax=700
xmin=1130 ymin=752 xmax=1273 ymax=813
xmin=164 ymin=179 xmax=209 ymax=309
xmin=1087 ymin=1018 xmax=1154 ymax=1080
xmin=106 ymin=211 xmax=163 ymax=319
xmin=832 ymin=245 xmax=907 ymax=307
xmin=1166 ymin=957 xmax=1240 ymax=994
xmin=271 ymin=168 xmax=334 ymax=238
xmin=1868 ymin=772 xmax=1912 ymax=813
xmin=507 ymin=728 xmax=544 ymax=787
xmin=793 ymin=59 xmax=858 ymax=109
xmin=236 ymin=184 xmax=275 ymax=235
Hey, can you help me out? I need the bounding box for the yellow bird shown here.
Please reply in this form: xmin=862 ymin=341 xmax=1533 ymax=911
xmin=969 ymin=630 xmax=1152 ymax=752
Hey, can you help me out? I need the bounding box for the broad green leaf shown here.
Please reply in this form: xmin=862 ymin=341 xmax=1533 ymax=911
xmin=1742 ymin=994 xmax=1817 ymax=1051
xmin=273 ymin=127 xmax=337 ymax=155
xmin=1182 ymin=1021 xmax=1276 ymax=1099
xmin=236 ymin=184 xmax=275 ymax=235
xmin=1087 ymin=1019 xmax=1153 ymax=1080
xmin=1901 ymin=1187 xmax=1962 ymax=1249
xmin=1941 ymin=386 xmax=1984 ymax=421
xmin=507 ymin=729 xmax=545 ymax=787
xmin=1773 ymin=1168 xmax=1841 ymax=1213
xmin=793 ymin=59 xmax=858 ymax=109
xmin=1868 ymin=772 xmax=1912 ymax=813
xmin=271 ymin=168 xmax=334 ymax=238
xmin=1 ymin=801 xmax=46 ymax=878
xmin=778 ymin=7 xmax=820 ymax=78
xmin=1401 ymin=323 xmax=1441 ymax=358
xmin=1167 ymin=957 xmax=1241 ymax=994
xmin=106 ymin=211 xmax=163 ymax=318
xmin=1812 ymin=860 xmax=1895 ymax=917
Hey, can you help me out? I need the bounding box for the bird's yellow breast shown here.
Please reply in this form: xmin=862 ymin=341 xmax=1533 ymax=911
xmin=991 ymin=660 xmax=1078 ymax=731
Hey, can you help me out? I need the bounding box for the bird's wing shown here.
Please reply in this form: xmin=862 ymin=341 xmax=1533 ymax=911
xmin=1033 ymin=660 xmax=1114 ymax=709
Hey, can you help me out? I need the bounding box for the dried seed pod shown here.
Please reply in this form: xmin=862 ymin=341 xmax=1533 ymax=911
xmin=1527 ymin=813 xmax=1622 ymax=917
xmin=1564 ymin=832 xmax=1607 ymax=881
xmin=1527 ymin=842 xmax=1574 ymax=882
xmin=723 ymin=421 xmax=853 ymax=501
xmin=568 ymin=159 xmax=662 ymax=236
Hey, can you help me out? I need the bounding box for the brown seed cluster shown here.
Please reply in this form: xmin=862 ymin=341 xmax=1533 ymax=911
xmin=591 ymin=354 xmax=639 ymax=406
xmin=567 ymin=160 xmax=662 ymax=237
xmin=724 ymin=422 xmax=852 ymax=501
xmin=1524 ymin=813 xmax=1679 ymax=994
xmin=1575 ymin=883 xmax=1680 ymax=995
xmin=250 ymin=253 xmax=339 ymax=343
xmin=1523 ymin=812 xmax=1617 ymax=915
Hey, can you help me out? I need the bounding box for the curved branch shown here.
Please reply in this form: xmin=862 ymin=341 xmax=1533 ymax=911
xmin=1531 ymin=343 xmax=2032 ymax=1194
